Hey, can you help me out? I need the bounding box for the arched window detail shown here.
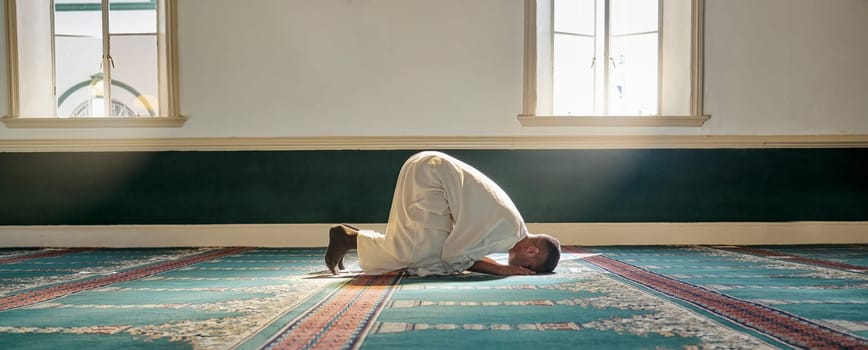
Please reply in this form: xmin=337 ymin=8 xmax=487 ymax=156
xmin=57 ymin=73 xmax=157 ymax=117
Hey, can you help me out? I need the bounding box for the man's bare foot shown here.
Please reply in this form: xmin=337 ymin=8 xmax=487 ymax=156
xmin=341 ymin=223 xmax=360 ymax=235
xmin=324 ymin=224 xmax=358 ymax=274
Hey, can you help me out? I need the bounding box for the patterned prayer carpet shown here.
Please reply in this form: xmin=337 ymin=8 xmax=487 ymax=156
xmin=0 ymin=245 xmax=865 ymax=349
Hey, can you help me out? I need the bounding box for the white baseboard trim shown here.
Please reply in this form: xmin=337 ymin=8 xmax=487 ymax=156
xmin=0 ymin=222 xmax=865 ymax=248
xmin=532 ymin=222 xmax=868 ymax=246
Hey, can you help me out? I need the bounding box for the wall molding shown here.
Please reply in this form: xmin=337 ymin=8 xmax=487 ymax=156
xmin=0 ymin=135 xmax=867 ymax=152
xmin=517 ymin=115 xmax=711 ymax=127
xmin=0 ymin=222 xmax=865 ymax=247
xmin=1 ymin=116 xmax=187 ymax=129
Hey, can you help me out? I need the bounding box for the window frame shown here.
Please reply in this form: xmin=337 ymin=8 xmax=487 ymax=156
xmin=2 ymin=0 xmax=185 ymax=128
xmin=519 ymin=0 xmax=709 ymax=127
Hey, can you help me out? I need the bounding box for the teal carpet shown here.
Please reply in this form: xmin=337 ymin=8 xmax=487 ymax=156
xmin=0 ymin=245 xmax=865 ymax=349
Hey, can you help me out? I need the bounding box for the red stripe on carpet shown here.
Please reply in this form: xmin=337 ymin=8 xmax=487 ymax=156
xmin=0 ymin=248 xmax=94 ymax=264
xmin=567 ymin=247 xmax=868 ymax=349
xmin=263 ymin=273 xmax=401 ymax=350
xmin=718 ymin=246 xmax=868 ymax=272
xmin=0 ymin=247 xmax=251 ymax=312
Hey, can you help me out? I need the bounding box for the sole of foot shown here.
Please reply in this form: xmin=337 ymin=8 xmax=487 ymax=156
xmin=325 ymin=225 xmax=356 ymax=274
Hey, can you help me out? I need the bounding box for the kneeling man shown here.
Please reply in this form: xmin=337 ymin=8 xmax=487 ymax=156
xmin=326 ymin=151 xmax=560 ymax=276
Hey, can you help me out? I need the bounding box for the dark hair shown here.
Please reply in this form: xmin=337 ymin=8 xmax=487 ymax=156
xmin=536 ymin=234 xmax=561 ymax=273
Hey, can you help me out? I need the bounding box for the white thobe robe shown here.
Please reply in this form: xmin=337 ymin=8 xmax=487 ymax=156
xmin=356 ymin=151 xmax=528 ymax=276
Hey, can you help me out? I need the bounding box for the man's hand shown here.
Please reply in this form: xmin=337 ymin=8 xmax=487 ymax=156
xmin=469 ymin=258 xmax=536 ymax=276
xmin=496 ymin=264 xmax=536 ymax=275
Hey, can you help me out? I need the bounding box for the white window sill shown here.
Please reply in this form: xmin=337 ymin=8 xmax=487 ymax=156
xmin=518 ymin=115 xmax=710 ymax=127
xmin=2 ymin=116 xmax=188 ymax=128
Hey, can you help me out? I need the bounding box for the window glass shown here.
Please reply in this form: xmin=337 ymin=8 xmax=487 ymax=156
xmin=550 ymin=0 xmax=659 ymax=115
xmin=109 ymin=35 xmax=159 ymax=116
xmin=609 ymin=33 xmax=658 ymax=115
xmin=109 ymin=1 xmax=157 ymax=34
xmin=553 ymin=35 xmax=595 ymax=115
xmin=54 ymin=1 xmax=104 ymax=117
xmin=55 ymin=36 xmax=104 ymax=117
xmin=54 ymin=1 xmax=102 ymax=37
xmin=109 ymin=0 xmax=159 ymax=116
xmin=610 ymin=0 xmax=658 ymax=36
xmin=554 ymin=0 xmax=595 ymax=35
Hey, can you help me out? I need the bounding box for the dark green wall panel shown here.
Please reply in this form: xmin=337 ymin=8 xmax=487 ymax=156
xmin=1 ymin=149 xmax=866 ymax=225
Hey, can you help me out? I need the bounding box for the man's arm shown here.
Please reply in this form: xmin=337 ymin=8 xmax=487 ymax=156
xmin=468 ymin=257 xmax=535 ymax=276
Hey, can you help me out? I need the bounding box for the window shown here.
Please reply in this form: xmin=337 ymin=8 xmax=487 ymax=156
xmin=3 ymin=0 xmax=184 ymax=128
xmin=520 ymin=0 xmax=709 ymax=127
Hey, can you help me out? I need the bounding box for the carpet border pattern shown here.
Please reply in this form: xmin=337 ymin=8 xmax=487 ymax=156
xmin=567 ymin=247 xmax=868 ymax=349
xmin=0 ymin=247 xmax=251 ymax=312
xmin=715 ymin=246 xmax=868 ymax=272
xmin=260 ymin=273 xmax=402 ymax=350
xmin=0 ymin=248 xmax=93 ymax=264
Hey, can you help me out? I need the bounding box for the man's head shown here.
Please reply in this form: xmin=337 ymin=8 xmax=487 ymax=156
xmin=508 ymin=233 xmax=561 ymax=273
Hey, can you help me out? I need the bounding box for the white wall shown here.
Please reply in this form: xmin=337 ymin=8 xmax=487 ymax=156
xmin=704 ymin=0 xmax=868 ymax=135
xmin=1 ymin=0 xmax=866 ymax=140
